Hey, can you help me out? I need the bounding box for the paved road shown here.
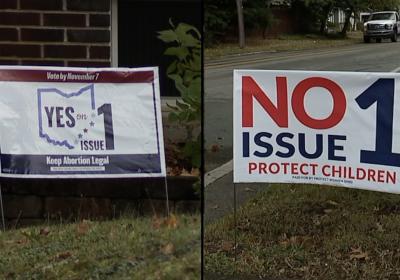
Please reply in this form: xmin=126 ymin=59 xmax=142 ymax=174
xmin=205 ymin=42 xmax=400 ymax=172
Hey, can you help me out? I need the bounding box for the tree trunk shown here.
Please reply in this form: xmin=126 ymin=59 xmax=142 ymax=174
xmin=320 ymin=4 xmax=333 ymax=34
xmin=341 ymin=9 xmax=353 ymax=37
xmin=353 ymin=11 xmax=358 ymax=31
xmin=235 ymin=0 xmax=245 ymax=48
xmin=320 ymin=19 xmax=327 ymax=34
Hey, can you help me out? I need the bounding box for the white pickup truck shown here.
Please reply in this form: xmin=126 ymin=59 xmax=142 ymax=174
xmin=363 ymin=11 xmax=400 ymax=43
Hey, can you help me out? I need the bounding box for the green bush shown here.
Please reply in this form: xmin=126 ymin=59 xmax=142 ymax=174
xmin=158 ymin=20 xmax=201 ymax=172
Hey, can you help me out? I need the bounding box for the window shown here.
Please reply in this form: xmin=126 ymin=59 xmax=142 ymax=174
xmin=116 ymin=0 xmax=201 ymax=97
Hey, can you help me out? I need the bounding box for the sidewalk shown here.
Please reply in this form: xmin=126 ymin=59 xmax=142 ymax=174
xmin=205 ymin=171 xmax=269 ymax=225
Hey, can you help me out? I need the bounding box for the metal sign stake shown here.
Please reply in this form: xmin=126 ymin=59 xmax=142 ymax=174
xmin=164 ymin=176 xmax=170 ymax=216
xmin=0 ymin=184 xmax=6 ymax=231
xmin=234 ymin=182 xmax=238 ymax=279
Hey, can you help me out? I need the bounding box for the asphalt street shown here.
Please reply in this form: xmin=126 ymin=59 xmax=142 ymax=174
xmin=204 ymin=41 xmax=400 ymax=226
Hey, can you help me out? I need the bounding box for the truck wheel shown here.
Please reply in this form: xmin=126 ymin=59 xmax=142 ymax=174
xmin=376 ymin=38 xmax=382 ymax=43
xmin=363 ymin=36 xmax=370 ymax=43
xmin=391 ymin=30 xmax=397 ymax=42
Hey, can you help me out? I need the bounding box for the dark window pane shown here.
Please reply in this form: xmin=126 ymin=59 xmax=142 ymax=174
xmin=118 ymin=0 xmax=201 ymax=97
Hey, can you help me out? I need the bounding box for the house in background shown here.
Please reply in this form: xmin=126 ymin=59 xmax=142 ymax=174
xmin=267 ymin=0 xmax=295 ymax=36
xmin=327 ymin=8 xmax=368 ymax=32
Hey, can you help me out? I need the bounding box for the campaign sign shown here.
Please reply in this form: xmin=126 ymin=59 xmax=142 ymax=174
xmin=234 ymin=70 xmax=400 ymax=194
xmin=0 ymin=66 xmax=166 ymax=178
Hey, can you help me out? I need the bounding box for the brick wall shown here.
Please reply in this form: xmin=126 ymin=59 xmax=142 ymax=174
xmin=0 ymin=0 xmax=111 ymax=67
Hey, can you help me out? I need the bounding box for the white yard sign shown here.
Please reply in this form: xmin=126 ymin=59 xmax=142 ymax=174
xmin=0 ymin=66 xmax=166 ymax=178
xmin=234 ymin=70 xmax=400 ymax=194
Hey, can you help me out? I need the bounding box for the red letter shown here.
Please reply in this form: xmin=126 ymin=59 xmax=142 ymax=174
xmin=259 ymin=163 xmax=267 ymax=174
xmin=387 ymin=171 xmax=396 ymax=184
xmin=249 ymin=162 xmax=257 ymax=174
xmin=292 ymin=77 xmax=346 ymax=129
xmin=322 ymin=165 xmax=331 ymax=176
xmin=367 ymin=169 xmax=376 ymax=182
xmin=300 ymin=163 xmax=309 ymax=175
xmin=242 ymin=76 xmax=288 ymax=127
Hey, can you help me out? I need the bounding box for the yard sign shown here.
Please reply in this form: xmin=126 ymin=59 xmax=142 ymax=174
xmin=234 ymin=70 xmax=400 ymax=194
xmin=0 ymin=66 xmax=165 ymax=178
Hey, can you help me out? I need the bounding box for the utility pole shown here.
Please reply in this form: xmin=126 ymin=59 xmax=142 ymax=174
xmin=236 ymin=0 xmax=245 ymax=48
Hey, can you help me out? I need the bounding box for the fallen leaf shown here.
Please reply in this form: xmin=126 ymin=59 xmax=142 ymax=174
xmin=40 ymin=227 xmax=50 ymax=236
xmin=15 ymin=238 xmax=28 ymax=245
xmin=350 ymin=247 xmax=369 ymax=260
xmin=152 ymin=217 xmax=162 ymax=229
xmin=221 ymin=241 xmax=234 ymax=252
xmin=280 ymin=240 xmax=288 ymax=246
xmin=280 ymin=236 xmax=299 ymax=246
xmin=244 ymin=187 xmax=255 ymax=192
xmin=167 ymin=166 xmax=182 ymax=176
xmin=161 ymin=243 xmax=175 ymax=255
xmin=164 ymin=214 xmax=178 ymax=229
xmin=76 ymin=220 xmax=90 ymax=235
xmin=55 ymin=251 xmax=72 ymax=260
xmin=323 ymin=209 xmax=333 ymax=214
xmin=20 ymin=229 xmax=39 ymax=242
xmin=190 ymin=168 xmax=200 ymax=177
xmin=327 ymin=200 xmax=339 ymax=206
xmin=180 ymin=169 xmax=192 ymax=176
xmin=20 ymin=230 xmax=33 ymax=238
xmin=279 ymin=235 xmax=311 ymax=247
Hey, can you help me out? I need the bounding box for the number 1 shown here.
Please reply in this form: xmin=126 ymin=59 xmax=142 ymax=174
xmin=355 ymin=78 xmax=400 ymax=167
xmin=97 ymin=103 xmax=115 ymax=150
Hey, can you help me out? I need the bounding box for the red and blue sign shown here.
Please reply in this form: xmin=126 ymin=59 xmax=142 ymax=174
xmin=234 ymin=70 xmax=400 ymax=193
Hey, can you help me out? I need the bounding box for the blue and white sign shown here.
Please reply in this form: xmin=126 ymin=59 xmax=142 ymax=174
xmin=0 ymin=66 xmax=166 ymax=178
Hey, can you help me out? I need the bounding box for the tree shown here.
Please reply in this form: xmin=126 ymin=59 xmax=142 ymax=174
xmin=204 ymin=0 xmax=234 ymax=46
xmin=291 ymin=0 xmax=320 ymax=33
xmin=308 ymin=0 xmax=336 ymax=34
xmin=291 ymin=0 xmax=339 ymax=34
xmin=205 ymin=0 xmax=276 ymax=46
xmin=335 ymin=0 xmax=374 ymax=36
xmin=368 ymin=0 xmax=400 ymax=11
xmin=243 ymin=0 xmax=276 ymax=39
xmin=236 ymin=0 xmax=245 ymax=48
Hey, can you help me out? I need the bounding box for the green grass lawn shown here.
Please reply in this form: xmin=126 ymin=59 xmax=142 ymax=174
xmin=205 ymin=32 xmax=363 ymax=60
xmin=0 ymin=214 xmax=200 ymax=279
xmin=205 ymin=184 xmax=400 ymax=279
